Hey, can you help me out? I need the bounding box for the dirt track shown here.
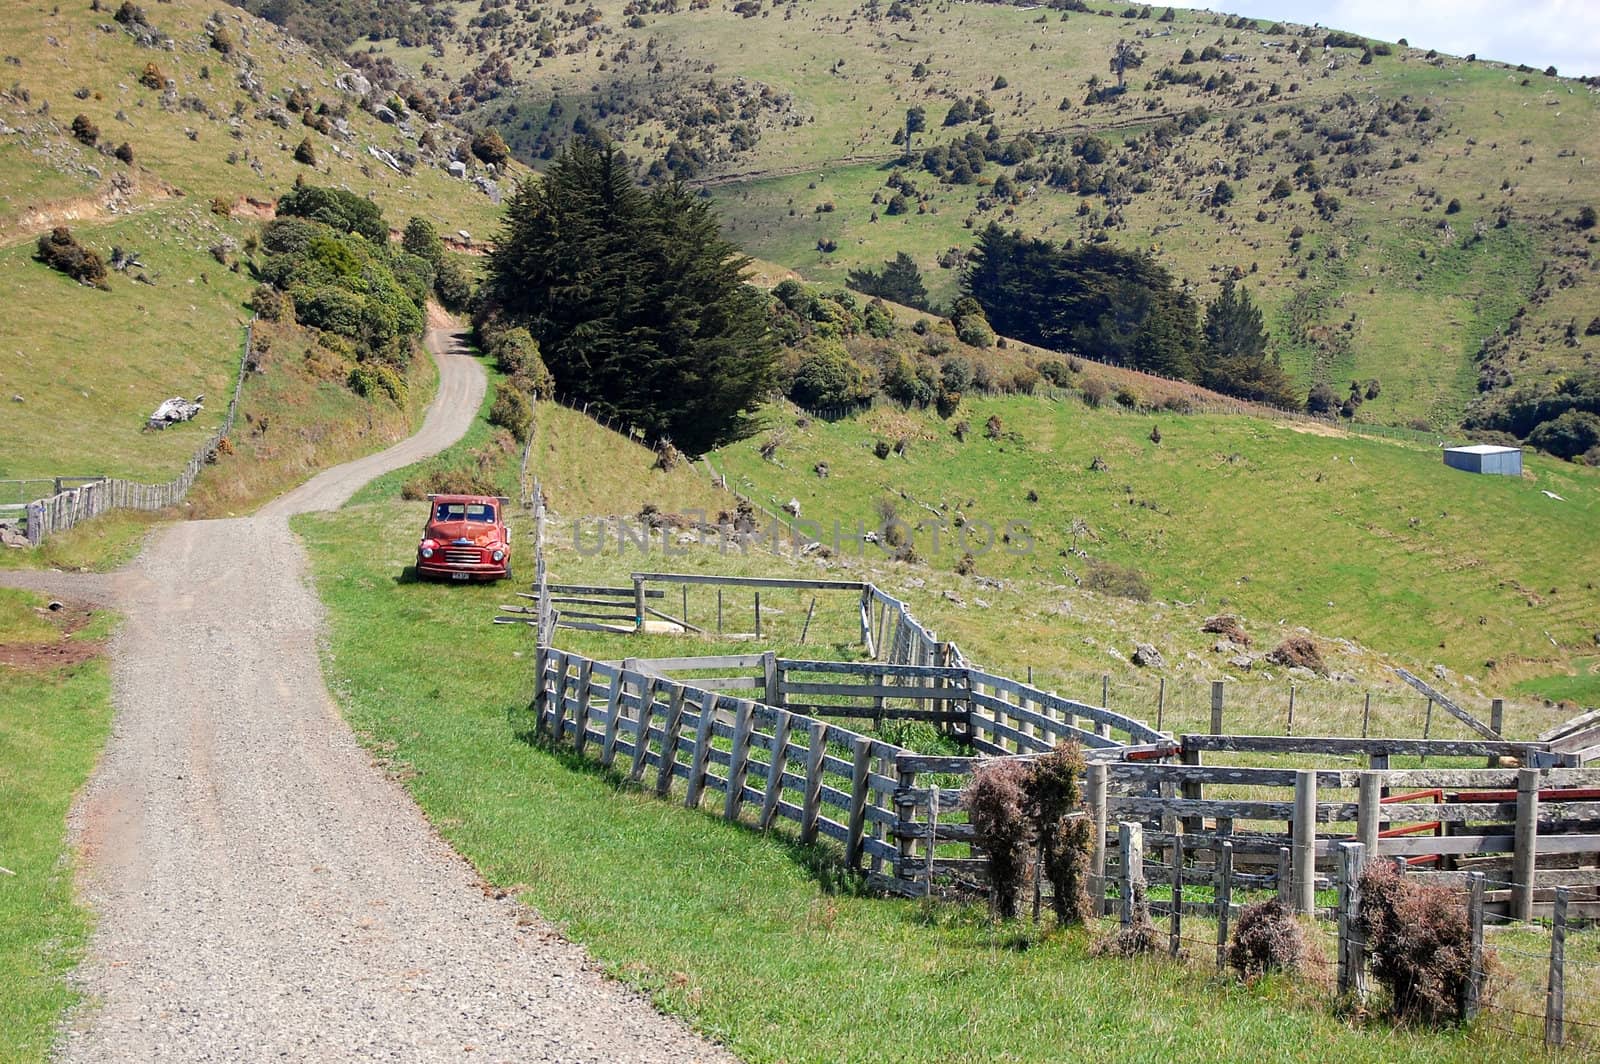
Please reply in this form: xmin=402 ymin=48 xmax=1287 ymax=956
xmin=8 ymin=321 xmax=733 ymax=1062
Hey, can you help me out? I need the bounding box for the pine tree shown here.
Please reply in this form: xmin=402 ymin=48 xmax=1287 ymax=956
xmin=1199 ymin=278 xmax=1297 ymax=407
xmin=486 ymin=139 xmax=776 ymax=453
xmin=846 ymin=251 xmax=930 ymax=311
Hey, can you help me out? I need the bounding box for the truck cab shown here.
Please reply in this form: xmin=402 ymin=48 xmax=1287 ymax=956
xmin=416 ymin=494 xmax=512 ymax=582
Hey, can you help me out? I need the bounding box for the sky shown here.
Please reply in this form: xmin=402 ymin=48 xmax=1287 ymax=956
xmin=1171 ymin=1 xmax=1600 ymax=78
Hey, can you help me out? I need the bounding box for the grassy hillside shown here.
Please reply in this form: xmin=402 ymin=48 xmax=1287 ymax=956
xmin=0 ymin=0 xmax=507 ymax=487
xmin=350 ymin=0 xmax=1599 ymax=430
xmin=709 ymin=393 xmax=1600 ymax=700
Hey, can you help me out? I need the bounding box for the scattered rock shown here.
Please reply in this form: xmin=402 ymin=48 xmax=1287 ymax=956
xmin=782 ymin=498 xmax=801 ymax=518
xmin=1432 ymin=664 xmax=1448 ymax=681
xmin=1132 ymin=643 xmax=1165 ymax=668
xmin=1288 ymin=666 xmax=1317 ymax=681
xmin=974 ymin=598 xmax=990 ymax=609
xmin=1228 ymin=653 xmax=1256 ymax=671
xmin=446 ymin=159 xmax=467 ymax=179
xmin=373 ymin=105 xmax=398 ymax=124
xmin=334 ymin=71 xmax=371 ymax=96
xmin=813 ymin=462 xmax=829 ymax=478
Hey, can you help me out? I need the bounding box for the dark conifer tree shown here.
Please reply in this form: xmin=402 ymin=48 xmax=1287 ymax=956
xmin=1199 ymin=278 xmax=1297 ymax=407
xmin=486 ymin=139 xmax=776 ymax=453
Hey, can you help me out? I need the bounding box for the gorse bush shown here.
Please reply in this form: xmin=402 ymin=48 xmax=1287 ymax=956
xmin=963 ymin=759 xmax=1034 ymax=919
xmin=36 ymin=227 xmax=108 ymax=288
xmin=1228 ymin=899 xmax=1309 ymax=980
xmin=1359 ymin=863 xmax=1482 ymax=1024
xmin=489 ymin=384 xmax=534 ymax=442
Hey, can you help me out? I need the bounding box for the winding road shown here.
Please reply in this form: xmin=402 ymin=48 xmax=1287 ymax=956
xmin=5 ymin=319 xmax=732 ymax=1062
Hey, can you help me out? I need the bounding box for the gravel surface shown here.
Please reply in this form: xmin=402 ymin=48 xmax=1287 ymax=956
xmin=21 ymin=323 xmax=736 ymax=1063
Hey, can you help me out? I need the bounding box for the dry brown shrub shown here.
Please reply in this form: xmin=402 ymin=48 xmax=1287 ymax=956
xmin=963 ymin=759 xmax=1034 ymax=919
xmin=1267 ymin=635 xmax=1325 ymax=673
xmin=1228 ymin=898 xmax=1309 ymax=980
xmin=1092 ymin=881 xmax=1160 ymax=957
xmin=1359 ymin=863 xmax=1482 ymax=1024
xmin=1201 ymin=614 xmax=1251 ymax=645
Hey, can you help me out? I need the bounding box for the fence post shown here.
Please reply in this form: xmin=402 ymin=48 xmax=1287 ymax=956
xmin=844 ymin=736 xmax=874 ymax=870
xmin=1276 ymin=846 xmax=1291 ymax=904
xmin=1336 ymin=841 xmax=1367 ymax=999
xmin=655 ymin=684 xmax=688 ymax=798
xmin=1465 ymin=871 xmax=1486 ymax=1022
xmin=1168 ymin=834 xmax=1184 ymax=956
xmin=684 ymin=690 xmax=717 ymax=810
xmin=531 ymin=645 xmax=550 ymax=729
xmin=1546 ymin=886 xmax=1569 ymax=1047
xmin=763 ymin=651 xmax=782 ymax=708
xmin=1118 ymin=822 xmax=1144 ymax=928
xmin=602 ymin=665 xmax=630 ymax=767
xmin=754 ymin=591 xmax=763 ymax=640
xmin=1156 ymin=676 xmax=1166 ymax=733
xmin=759 ymin=709 xmax=794 ymax=831
xmin=1292 ymin=769 xmax=1316 ymax=915
xmin=572 ymin=659 xmax=597 ymax=754
xmin=893 ymin=761 xmax=917 ymax=880
xmin=1513 ymin=767 xmax=1540 ymax=922
xmin=799 ymin=720 xmax=828 ymax=845
xmin=723 ymin=699 xmax=754 ymax=823
xmin=1087 ymin=762 xmax=1108 ymax=916
xmin=550 ymin=653 xmax=572 ymax=741
xmin=633 ymin=576 xmax=646 ymax=634
xmin=629 ymin=679 xmax=657 ymax=783
xmin=1214 ymin=839 xmax=1233 ymax=972
xmin=1357 ymin=770 xmax=1382 ymax=857
xmin=1210 ymin=680 xmax=1225 ymax=735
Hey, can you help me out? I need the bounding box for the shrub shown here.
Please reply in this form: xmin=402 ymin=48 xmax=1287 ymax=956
xmin=963 ymin=759 xmax=1034 ymax=919
xmin=1359 ymin=863 xmax=1481 ymax=1024
xmin=1083 ymin=560 xmax=1151 ymax=601
xmin=471 ymin=127 xmax=511 ymax=167
xmin=348 ymin=363 xmax=406 ymax=404
xmin=489 ymin=384 xmax=534 ymax=441
xmin=138 ymin=62 xmax=164 ymax=90
xmin=1528 ymin=410 xmax=1600 ymax=460
xmin=984 ymin=413 xmax=1003 ymax=439
xmin=955 ymin=314 xmax=995 ymax=348
xmin=873 ymin=439 xmax=892 ymax=460
xmin=1267 ymin=635 xmax=1324 ymax=673
xmin=401 ymin=467 xmax=497 ymax=500
xmin=1578 ymin=205 xmax=1598 ymax=230
xmin=113 ymin=141 xmax=134 ymax=164
xmin=1229 ymin=898 xmax=1309 ymax=980
xmin=35 ymin=227 xmax=108 ymax=288
xmin=1080 ymin=376 xmax=1110 ymax=407
xmin=791 ymin=348 xmax=870 ymax=408
xmin=293 ymin=137 xmax=317 ymax=165
xmin=70 ymin=113 xmax=99 ymax=146
xmin=1037 ymin=359 xmax=1071 ymax=385
xmin=251 ymin=284 xmax=291 ymax=322
xmin=433 ymin=257 xmax=474 ymax=312
xmin=210 ymin=26 xmax=235 ymax=54
xmin=1030 ymin=743 xmax=1093 ymax=925
xmin=1201 ymin=614 xmax=1251 ymax=645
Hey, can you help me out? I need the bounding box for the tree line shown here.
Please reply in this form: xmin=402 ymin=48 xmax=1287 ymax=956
xmin=964 ymin=223 xmax=1298 ymax=407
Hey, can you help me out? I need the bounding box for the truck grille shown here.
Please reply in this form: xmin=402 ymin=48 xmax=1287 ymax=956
xmin=443 ymin=548 xmax=482 ymax=565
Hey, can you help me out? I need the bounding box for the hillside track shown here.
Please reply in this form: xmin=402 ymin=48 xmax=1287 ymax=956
xmin=6 ymin=319 xmax=732 ymax=1063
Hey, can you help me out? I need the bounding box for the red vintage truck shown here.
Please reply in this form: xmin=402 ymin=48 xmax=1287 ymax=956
xmin=415 ymin=494 xmax=512 ymax=582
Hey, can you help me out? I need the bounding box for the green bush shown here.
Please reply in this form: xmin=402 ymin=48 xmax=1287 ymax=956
xmin=489 ymin=384 xmax=534 ymax=441
xmin=433 ymin=257 xmax=474 ymax=312
xmin=1529 ymin=409 xmax=1600 ymax=460
xmin=250 ymin=283 xmax=292 ymax=322
xmin=471 ymin=128 xmax=511 ymax=167
xmin=1083 ymin=559 xmax=1151 ymax=601
xmin=790 ymin=347 xmax=871 ymax=408
xmin=348 ymin=363 xmax=406 ymax=404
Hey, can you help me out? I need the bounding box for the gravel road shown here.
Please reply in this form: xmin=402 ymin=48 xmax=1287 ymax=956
xmin=21 ymin=320 xmax=736 ymax=1063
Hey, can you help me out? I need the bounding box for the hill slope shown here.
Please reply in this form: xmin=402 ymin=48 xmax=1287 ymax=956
xmin=345 ymin=0 xmax=1600 ymax=432
xmin=0 ymin=0 xmax=508 ymax=485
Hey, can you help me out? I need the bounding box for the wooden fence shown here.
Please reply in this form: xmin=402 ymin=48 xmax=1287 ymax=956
xmin=20 ymin=320 xmax=254 ymax=544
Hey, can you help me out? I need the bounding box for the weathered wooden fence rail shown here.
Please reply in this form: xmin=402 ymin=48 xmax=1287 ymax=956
xmin=20 ymin=320 xmax=254 ymax=544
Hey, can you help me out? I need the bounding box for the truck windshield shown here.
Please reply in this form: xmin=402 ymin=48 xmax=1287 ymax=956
xmin=434 ymin=502 xmax=496 ymax=523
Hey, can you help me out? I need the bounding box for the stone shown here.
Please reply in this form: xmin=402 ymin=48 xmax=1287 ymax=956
xmin=1228 ymin=653 xmax=1255 ymax=671
xmin=335 ymin=71 xmax=371 ymax=96
xmin=1131 ymin=643 xmax=1165 ymax=668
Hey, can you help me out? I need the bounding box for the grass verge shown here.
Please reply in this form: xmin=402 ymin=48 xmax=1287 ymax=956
xmin=0 ymin=590 xmax=115 ymax=1062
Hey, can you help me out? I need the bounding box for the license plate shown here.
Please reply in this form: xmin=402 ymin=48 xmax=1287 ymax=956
xmin=451 ymin=572 xmax=471 ymax=581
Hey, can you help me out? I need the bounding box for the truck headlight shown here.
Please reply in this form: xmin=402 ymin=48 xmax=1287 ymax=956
xmin=420 ymin=546 xmax=434 ymax=559
xmin=492 ymin=549 xmax=505 ymax=562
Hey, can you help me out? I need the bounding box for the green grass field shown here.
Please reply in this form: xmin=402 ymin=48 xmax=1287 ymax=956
xmin=707 ymin=394 xmax=1600 ymax=702
xmin=0 ymin=590 xmax=115 ymax=1063
xmin=295 ymin=396 xmax=1580 ymax=1063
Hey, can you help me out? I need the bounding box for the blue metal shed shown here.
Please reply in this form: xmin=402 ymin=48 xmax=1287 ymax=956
xmin=1443 ymin=444 xmax=1522 ymax=476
